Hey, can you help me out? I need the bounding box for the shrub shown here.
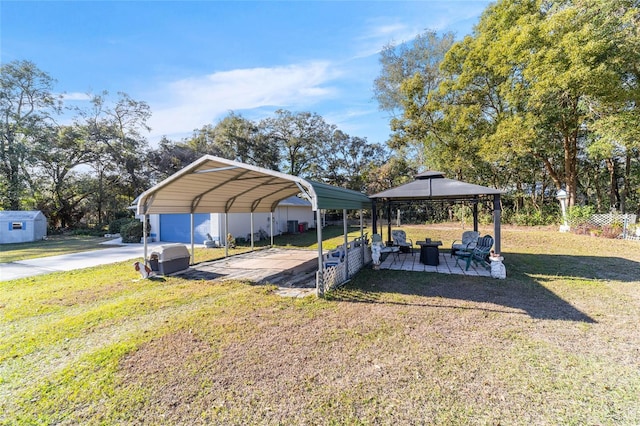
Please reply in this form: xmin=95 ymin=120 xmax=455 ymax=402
xmin=70 ymin=227 xmax=105 ymax=237
xmin=452 ymin=204 xmax=473 ymax=224
xmin=120 ymin=221 xmax=143 ymax=243
xmin=503 ymin=207 xmax=555 ymax=226
xmin=109 ymin=218 xmax=136 ymax=235
xmin=567 ymin=205 xmax=595 ymax=228
xmin=47 ymin=227 xmax=64 ymax=235
xmin=601 ymin=223 xmax=623 ymax=239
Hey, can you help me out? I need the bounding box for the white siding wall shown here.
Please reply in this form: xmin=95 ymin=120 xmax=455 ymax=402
xmin=150 ymin=203 xmax=315 ymax=244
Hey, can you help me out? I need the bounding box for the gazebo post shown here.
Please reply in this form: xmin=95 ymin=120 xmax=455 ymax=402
xmin=493 ymin=194 xmax=502 ymax=254
xmin=371 ymin=200 xmax=377 ymax=237
xmin=473 ymin=199 xmax=479 ymax=232
xmin=386 ymin=201 xmax=392 ymax=245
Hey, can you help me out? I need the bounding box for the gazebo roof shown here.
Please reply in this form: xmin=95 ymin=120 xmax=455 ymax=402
xmin=370 ymin=171 xmax=502 ymax=200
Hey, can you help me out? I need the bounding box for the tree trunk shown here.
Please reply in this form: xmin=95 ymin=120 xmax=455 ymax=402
xmin=564 ymin=131 xmax=579 ymax=208
xmin=604 ymin=157 xmax=620 ymax=210
xmin=621 ymin=153 xmax=631 ymax=213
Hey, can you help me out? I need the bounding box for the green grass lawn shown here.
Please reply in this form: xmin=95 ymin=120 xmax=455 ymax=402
xmin=1 ymin=225 xmax=639 ymax=424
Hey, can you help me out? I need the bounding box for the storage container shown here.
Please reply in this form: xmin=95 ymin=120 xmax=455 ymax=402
xmin=150 ymin=244 xmax=190 ymax=275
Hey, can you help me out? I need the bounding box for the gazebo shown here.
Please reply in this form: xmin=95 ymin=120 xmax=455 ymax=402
xmin=370 ymin=171 xmax=504 ymax=254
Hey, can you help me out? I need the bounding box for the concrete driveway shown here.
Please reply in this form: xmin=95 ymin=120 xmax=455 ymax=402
xmin=0 ymin=240 xmax=167 ymax=282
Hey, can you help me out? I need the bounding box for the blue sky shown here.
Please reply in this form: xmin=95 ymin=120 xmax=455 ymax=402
xmin=2 ymin=1 xmax=490 ymax=145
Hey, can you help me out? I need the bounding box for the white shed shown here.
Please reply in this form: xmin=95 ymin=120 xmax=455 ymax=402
xmin=0 ymin=211 xmax=47 ymax=244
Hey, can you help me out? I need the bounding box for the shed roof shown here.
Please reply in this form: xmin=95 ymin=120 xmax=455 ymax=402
xmin=278 ymin=196 xmax=312 ymax=207
xmin=136 ymin=155 xmax=371 ymax=215
xmin=0 ymin=211 xmax=45 ymax=220
xmin=370 ymin=171 xmax=502 ymax=200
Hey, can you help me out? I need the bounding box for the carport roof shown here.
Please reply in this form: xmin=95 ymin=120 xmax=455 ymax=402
xmin=370 ymin=171 xmax=503 ymax=200
xmin=136 ymin=155 xmax=371 ymax=215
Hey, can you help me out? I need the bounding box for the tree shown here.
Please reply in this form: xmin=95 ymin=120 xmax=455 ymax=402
xmin=320 ymin=130 xmax=386 ymax=191
xmin=29 ymin=125 xmax=97 ymax=227
xmin=0 ymin=60 xmax=60 ymax=209
xmin=365 ymin=155 xmax=416 ymax=194
xmin=146 ymin=136 xmax=205 ymax=182
xmin=260 ymin=109 xmax=331 ymax=176
xmin=374 ymin=30 xmax=455 ymax=118
xmin=212 ymin=112 xmax=279 ymax=169
xmin=585 ymin=0 xmax=640 ymax=213
xmin=373 ymin=30 xmax=502 ymax=186
xmin=443 ymin=0 xmax=639 ymax=208
xmin=383 ymin=0 xmax=639 ymax=214
xmin=81 ymin=91 xmax=152 ymax=202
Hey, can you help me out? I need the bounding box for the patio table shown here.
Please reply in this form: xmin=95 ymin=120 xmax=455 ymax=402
xmin=417 ymin=240 xmax=442 ymax=266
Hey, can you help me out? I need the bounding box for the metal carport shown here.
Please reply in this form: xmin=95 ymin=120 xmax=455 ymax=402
xmin=136 ymin=155 xmax=371 ymax=296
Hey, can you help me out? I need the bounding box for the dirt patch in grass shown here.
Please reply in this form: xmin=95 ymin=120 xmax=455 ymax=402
xmin=44 ymin=281 xmax=132 ymax=306
xmin=120 ymin=329 xmax=215 ymax=412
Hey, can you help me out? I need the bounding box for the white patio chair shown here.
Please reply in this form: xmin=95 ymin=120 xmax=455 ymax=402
xmin=451 ymin=230 xmax=479 ymax=257
xmin=391 ymin=229 xmax=415 ymax=256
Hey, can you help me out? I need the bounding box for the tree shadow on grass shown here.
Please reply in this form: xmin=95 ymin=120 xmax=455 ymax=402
xmin=507 ymin=252 xmax=639 ymax=283
xmin=331 ymin=253 xmax=640 ymax=323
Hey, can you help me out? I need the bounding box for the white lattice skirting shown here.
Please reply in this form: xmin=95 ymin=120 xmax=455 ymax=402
xmin=318 ymin=236 xmax=369 ymax=293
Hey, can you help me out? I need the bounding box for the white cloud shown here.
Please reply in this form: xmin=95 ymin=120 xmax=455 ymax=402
xmin=60 ymin=92 xmax=92 ymax=101
xmin=353 ymin=2 xmax=490 ymax=59
xmin=147 ymin=62 xmax=340 ymax=140
xmin=354 ymin=20 xmax=418 ymax=58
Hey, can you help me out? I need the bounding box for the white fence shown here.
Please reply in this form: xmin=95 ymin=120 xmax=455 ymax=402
xmin=317 ymin=235 xmax=371 ymax=294
xmin=589 ymin=213 xmax=638 ymax=240
xmin=589 ymin=213 xmax=636 ymax=227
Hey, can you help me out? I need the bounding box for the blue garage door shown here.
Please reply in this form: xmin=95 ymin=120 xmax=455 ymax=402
xmin=160 ymin=214 xmax=210 ymax=243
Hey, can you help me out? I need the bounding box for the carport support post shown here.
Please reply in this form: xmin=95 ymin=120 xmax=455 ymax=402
xmin=316 ymin=208 xmax=324 ymax=297
xmin=270 ymin=212 xmax=274 ymax=246
xmin=343 ymin=209 xmax=349 ymax=280
xmin=250 ymin=212 xmax=255 ymax=251
xmin=224 ymin=213 xmax=229 ymax=258
xmin=143 ymin=214 xmax=148 ymax=265
xmin=360 ymin=209 xmax=364 ymax=260
xmin=190 ymin=213 xmax=195 ymax=265
xmin=493 ymin=194 xmax=501 ymax=254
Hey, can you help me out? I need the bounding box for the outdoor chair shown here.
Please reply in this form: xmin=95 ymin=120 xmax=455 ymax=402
xmin=325 ymin=246 xmax=346 ymax=268
xmin=455 ymin=235 xmax=494 ymax=270
xmin=391 ymin=230 xmax=415 ymax=255
xmin=450 ymin=230 xmax=480 ymax=257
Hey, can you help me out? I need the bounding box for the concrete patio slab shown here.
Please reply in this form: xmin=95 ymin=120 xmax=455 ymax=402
xmin=378 ymin=250 xmax=492 ymax=277
xmin=175 ymin=248 xmax=319 ymax=290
